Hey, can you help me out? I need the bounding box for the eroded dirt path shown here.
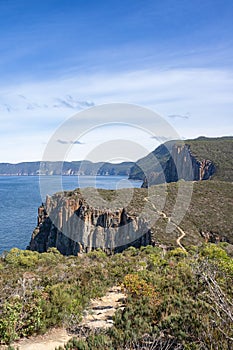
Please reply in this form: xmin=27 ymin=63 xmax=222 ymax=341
xmin=144 ymin=197 xmax=187 ymax=251
xmin=2 ymin=328 xmax=71 ymax=350
xmin=175 ymin=225 xmax=186 ymax=251
xmin=5 ymin=286 xmax=125 ymax=350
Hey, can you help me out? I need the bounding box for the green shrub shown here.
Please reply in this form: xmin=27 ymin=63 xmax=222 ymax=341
xmin=200 ymin=244 xmax=229 ymax=260
xmin=5 ymin=248 xmax=39 ymax=267
xmin=86 ymin=249 xmax=107 ymax=260
xmin=167 ymin=247 xmax=189 ymax=258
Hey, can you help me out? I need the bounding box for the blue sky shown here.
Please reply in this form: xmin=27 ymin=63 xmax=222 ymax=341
xmin=0 ymin=0 xmax=233 ymax=162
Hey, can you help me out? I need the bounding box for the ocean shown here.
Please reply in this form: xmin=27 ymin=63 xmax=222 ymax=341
xmin=0 ymin=176 xmax=142 ymax=254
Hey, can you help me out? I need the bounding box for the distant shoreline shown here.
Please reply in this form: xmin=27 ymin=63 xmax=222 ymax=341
xmin=0 ymin=174 xmax=139 ymax=177
xmin=0 ymin=160 xmax=134 ymax=177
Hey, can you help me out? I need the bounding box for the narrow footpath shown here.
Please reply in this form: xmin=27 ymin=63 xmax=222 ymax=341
xmin=2 ymin=286 xmax=125 ymax=350
xmin=144 ymin=197 xmax=187 ymax=251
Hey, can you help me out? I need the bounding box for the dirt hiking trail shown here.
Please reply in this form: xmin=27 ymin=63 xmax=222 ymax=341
xmin=1 ymin=286 xmax=125 ymax=350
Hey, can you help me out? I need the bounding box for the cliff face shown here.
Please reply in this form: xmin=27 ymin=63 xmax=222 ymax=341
xmin=29 ymin=191 xmax=151 ymax=255
xmin=141 ymin=143 xmax=215 ymax=187
xmin=130 ymin=136 xmax=233 ymax=187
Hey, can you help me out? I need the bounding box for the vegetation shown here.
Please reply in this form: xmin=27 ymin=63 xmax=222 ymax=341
xmin=186 ymin=136 xmax=233 ymax=182
xmin=147 ymin=180 xmax=233 ymax=246
xmin=0 ymin=243 xmax=232 ymax=349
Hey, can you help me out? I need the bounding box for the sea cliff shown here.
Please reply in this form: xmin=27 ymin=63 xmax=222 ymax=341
xmin=129 ymin=137 xmax=233 ymax=186
xmin=28 ymin=180 xmax=233 ymax=255
xmin=29 ymin=189 xmax=151 ymax=255
xmin=141 ymin=143 xmax=215 ymax=187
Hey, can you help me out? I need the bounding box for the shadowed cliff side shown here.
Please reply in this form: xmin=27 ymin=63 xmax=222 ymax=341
xmin=129 ymin=137 xmax=233 ymax=187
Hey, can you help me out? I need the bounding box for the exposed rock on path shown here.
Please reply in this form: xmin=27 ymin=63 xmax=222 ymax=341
xmin=76 ymin=286 xmax=125 ymax=331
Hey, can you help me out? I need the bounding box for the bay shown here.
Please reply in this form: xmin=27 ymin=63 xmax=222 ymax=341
xmin=0 ymin=176 xmax=142 ymax=254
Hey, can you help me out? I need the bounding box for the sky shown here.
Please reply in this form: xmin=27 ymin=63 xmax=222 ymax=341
xmin=0 ymin=0 xmax=233 ymax=163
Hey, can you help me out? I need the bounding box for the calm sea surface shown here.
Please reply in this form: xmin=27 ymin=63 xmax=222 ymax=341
xmin=0 ymin=176 xmax=142 ymax=254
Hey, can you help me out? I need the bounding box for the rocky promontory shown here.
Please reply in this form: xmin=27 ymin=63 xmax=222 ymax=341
xmin=28 ymin=180 xmax=233 ymax=255
xmin=29 ymin=188 xmax=151 ymax=255
xmin=129 ymin=136 xmax=233 ymax=187
xmin=141 ymin=142 xmax=215 ymax=187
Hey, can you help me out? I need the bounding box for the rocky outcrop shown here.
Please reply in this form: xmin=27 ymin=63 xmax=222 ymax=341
xmin=141 ymin=143 xmax=215 ymax=187
xmin=29 ymin=191 xmax=151 ymax=255
xmin=75 ymin=286 xmax=125 ymax=332
xmin=199 ymin=230 xmax=229 ymax=244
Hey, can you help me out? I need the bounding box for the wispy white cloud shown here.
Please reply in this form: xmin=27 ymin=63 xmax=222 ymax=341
xmin=0 ymin=67 xmax=232 ymax=162
xmin=54 ymin=96 xmax=95 ymax=110
xmin=2 ymin=67 xmax=233 ymax=110
xmin=57 ymin=139 xmax=84 ymax=145
xmin=168 ymin=113 xmax=190 ymax=120
xmin=0 ymin=93 xmax=94 ymax=113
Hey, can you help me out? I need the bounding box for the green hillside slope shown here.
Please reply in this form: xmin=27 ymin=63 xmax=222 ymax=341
xmin=186 ymin=136 xmax=233 ymax=182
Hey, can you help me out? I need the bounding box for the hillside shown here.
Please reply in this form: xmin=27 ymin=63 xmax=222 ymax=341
xmin=29 ymin=180 xmax=233 ymax=255
xmin=0 ymin=161 xmax=133 ymax=176
xmin=185 ymin=136 xmax=233 ymax=182
xmin=148 ymin=180 xmax=233 ymax=247
xmin=129 ymin=136 xmax=233 ymax=186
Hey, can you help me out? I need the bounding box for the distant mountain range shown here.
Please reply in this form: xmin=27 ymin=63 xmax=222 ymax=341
xmin=0 ymin=161 xmax=134 ymax=176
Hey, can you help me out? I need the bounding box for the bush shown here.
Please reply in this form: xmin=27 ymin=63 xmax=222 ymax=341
xmin=123 ymin=273 xmax=160 ymax=305
xmin=5 ymin=248 xmax=39 ymax=267
xmin=167 ymin=247 xmax=189 ymax=258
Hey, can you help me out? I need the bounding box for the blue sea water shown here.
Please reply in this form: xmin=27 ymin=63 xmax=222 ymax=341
xmin=0 ymin=176 xmax=142 ymax=254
